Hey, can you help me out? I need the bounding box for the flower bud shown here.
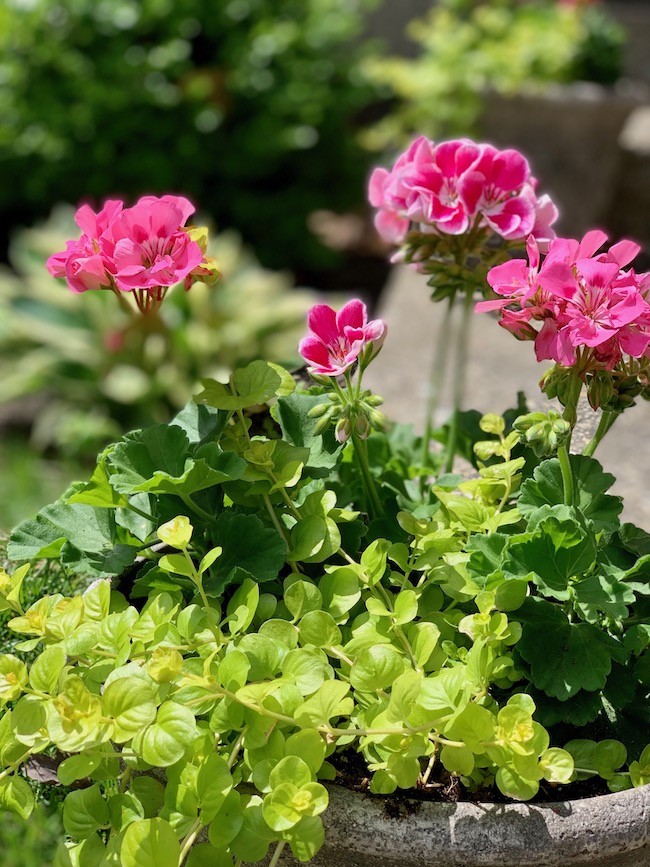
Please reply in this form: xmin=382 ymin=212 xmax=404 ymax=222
xmin=369 ymin=409 xmax=387 ymax=431
xmin=335 ymin=417 xmax=352 ymax=443
xmin=354 ymin=414 xmax=371 ymax=439
xmin=514 ymin=410 xmax=570 ymax=457
xmin=313 ymin=409 xmax=336 ymax=435
xmin=365 ymin=393 xmax=384 ymax=407
xmin=307 ymin=402 xmax=330 ymax=418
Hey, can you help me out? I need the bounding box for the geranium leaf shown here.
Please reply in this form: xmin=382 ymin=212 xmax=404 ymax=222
xmin=203 ymin=512 xmax=287 ymax=593
xmin=170 ymin=400 xmax=229 ymax=445
xmin=8 ymin=501 xmax=139 ymax=577
xmin=272 ymin=393 xmax=342 ymax=471
xmin=515 ymin=597 xmax=627 ymax=700
xmin=198 ymin=361 xmax=295 ymax=411
xmin=519 ymin=455 xmax=622 ymax=534
xmin=505 ymin=507 xmax=596 ymax=599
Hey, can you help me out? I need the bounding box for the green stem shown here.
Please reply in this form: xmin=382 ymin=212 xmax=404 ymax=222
xmin=179 ymin=493 xmax=216 ymax=526
xmin=582 ymin=410 xmax=618 ymax=457
xmin=268 ymin=842 xmax=287 ymax=867
xmin=557 ymin=444 xmax=574 ymax=507
xmin=560 ymin=368 xmax=584 ymax=449
xmin=178 ymin=818 xmax=203 ymax=865
xmin=444 ymin=288 xmax=474 ymax=474
xmin=126 ymin=502 xmax=158 ymax=524
xmin=351 ymin=432 xmax=383 ymax=519
xmin=420 ymin=295 xmax=454 ymax=471
xmin=263 ymin=493 xmax=290 ymax=543
xmin=181 ymin=549 xmax=221 ymax=645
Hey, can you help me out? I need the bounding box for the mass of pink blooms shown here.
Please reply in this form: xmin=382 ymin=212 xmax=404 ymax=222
xmin=368 ymin=136 xmax=558 ymax=245
xmin=299 ymin=300 xmax=387 ymax=377
xmin=476 ymin=230 xmax=650 ymax=370
xmin=47 ymin=195 xmax=207 ymax=301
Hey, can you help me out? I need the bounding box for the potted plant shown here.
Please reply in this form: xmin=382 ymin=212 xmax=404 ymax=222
xmin=1 ymin=139 xmax=650 ymax=867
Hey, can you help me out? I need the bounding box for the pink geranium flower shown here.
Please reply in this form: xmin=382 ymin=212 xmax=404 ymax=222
xmin=109 ymin=196 xmax=203 ymax=292
xmin=478 ymin=230 xmax=650 ymax=370
xmin=46 ymin=200 xmax=123 ymax=293
xmin=368 ymin=135 xmax=557 ymax=248
xmin=299 ymin=300 xmax=387 ymax=376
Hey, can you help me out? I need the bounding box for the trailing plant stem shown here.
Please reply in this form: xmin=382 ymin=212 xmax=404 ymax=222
xmin=179 ymin=819 xmax=203 ymax=865
xmin=268 ymin=842 xmax=287 ymax=867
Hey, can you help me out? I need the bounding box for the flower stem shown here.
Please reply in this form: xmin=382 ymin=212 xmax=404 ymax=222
xmin=268 ymin=842 xmax=287 ymax=867
xmin=582 ymin=410 xmax=618 ymax=457
xmin=351 ymin=432 xmax=383 ymax=519
xmin=420 ymin=295 xmax=454 ymax=471
xmin=557 ymin=444 xmax=574 ymax=507
xmin=444 ymin=288 xmax=474 ymax=474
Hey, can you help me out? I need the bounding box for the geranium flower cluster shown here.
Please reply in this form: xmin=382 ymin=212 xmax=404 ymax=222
xmin=476 ymin=230 xmax=650 ymax=372
xmin=368 ymin=136 xmax=558 ymax=246
xmin=47 ymin=195 xmax=219 ymax=313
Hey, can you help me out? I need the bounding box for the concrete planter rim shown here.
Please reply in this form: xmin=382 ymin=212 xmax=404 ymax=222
xmin=312 ymin=780 xmax=650 ymax=867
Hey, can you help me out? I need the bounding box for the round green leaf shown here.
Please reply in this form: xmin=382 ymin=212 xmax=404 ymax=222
xmin=540 ymin=747 xmax=574 ymax=784
xmin=393 ymin=589 xmax=418 ymax=625
xmin=282 ymin=648 xmax=328 ymax=695
xmin=130 ymin=776 xmax=165 ymax=818
xmin=0 ymin=774 xmax=34 ymax=820
xmin=594 ymin=739 xmax=627 ymax=780
xmin=133 ymin=702 xmax=197 ymax=767
xmin=283 ymin=578 xmax=323 ymax=620
xmin=29 ymin=645 xmax=67 ymax=695
xmin=350 ymin=645 xmax=404 ymax=693
xmin=197 ymin=754 xmax=233 ymax=823
xmin=102 ymin=676 xmax=157 ymax=743
xmin=63 ymin=784 xmax=109 ymax=840
xmin=285 ymin=729 xmax=327 ymax=776
xmin=270 ymin=755 xmax=312 ymax=789
xmin=496 ymin=765 xmax=539 ymax=801
xmin=186 ymin=843 xmax=234 ymax=867
xmin=58 ymin=753 xmax=103 ymax=787
xmin=298 ymin=610 xmax=341 ymax=648
xmin=120 ymin=818 xmax=180 ymax=867
xmin=208 ymin=790 xmax=243 ymax=849
xmin=262 ymin=783 xmax=302 ymax=831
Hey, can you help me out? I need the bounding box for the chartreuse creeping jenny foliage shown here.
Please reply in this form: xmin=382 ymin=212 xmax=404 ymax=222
xmin=2 ymin=353 xmax=650 ymax=866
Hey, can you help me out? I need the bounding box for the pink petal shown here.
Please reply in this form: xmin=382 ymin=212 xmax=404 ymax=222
xmin=577 ymin=229 xmax=608 ymax=260
xmin=336 ymin=299 xmax=367 ymax=333
xmin=608 ymin=239 xmax=640 ymax=268
xmin=368 ymin=169 xmax=389 ymax=208
xmin=487 ymin=259 xmax=529 ymax=295
xmin=538 ymin=262 xmax=577 ymax=300
xmin=491 ymin=149 xmax=530 ymax=193
xmin=307 ymin=304 xmax=339 ymax=345
xmin=576 ymin=259 xmax=620 ymax=290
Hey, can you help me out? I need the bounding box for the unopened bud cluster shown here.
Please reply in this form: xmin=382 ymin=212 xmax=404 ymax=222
xmin=308 ymin=391 xmax=386 ymax=443
xmin=513 ymin=410 xmax=571 ymax=457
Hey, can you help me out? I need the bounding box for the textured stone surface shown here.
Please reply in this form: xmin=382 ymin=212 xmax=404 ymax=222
xmin=270 ymin=783 xmax=650 ymax=867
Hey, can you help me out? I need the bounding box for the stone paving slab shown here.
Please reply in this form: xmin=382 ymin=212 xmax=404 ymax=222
xmin=365 ymin=265 xmax=650 ymax=529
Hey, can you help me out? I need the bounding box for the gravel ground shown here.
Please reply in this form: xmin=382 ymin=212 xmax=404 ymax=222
xmin=365 ymin=265 xmax=650 ymax=529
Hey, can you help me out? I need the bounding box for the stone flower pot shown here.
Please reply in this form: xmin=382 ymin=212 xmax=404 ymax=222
xmin=271 ymin=782 xmax=650 ymax=867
